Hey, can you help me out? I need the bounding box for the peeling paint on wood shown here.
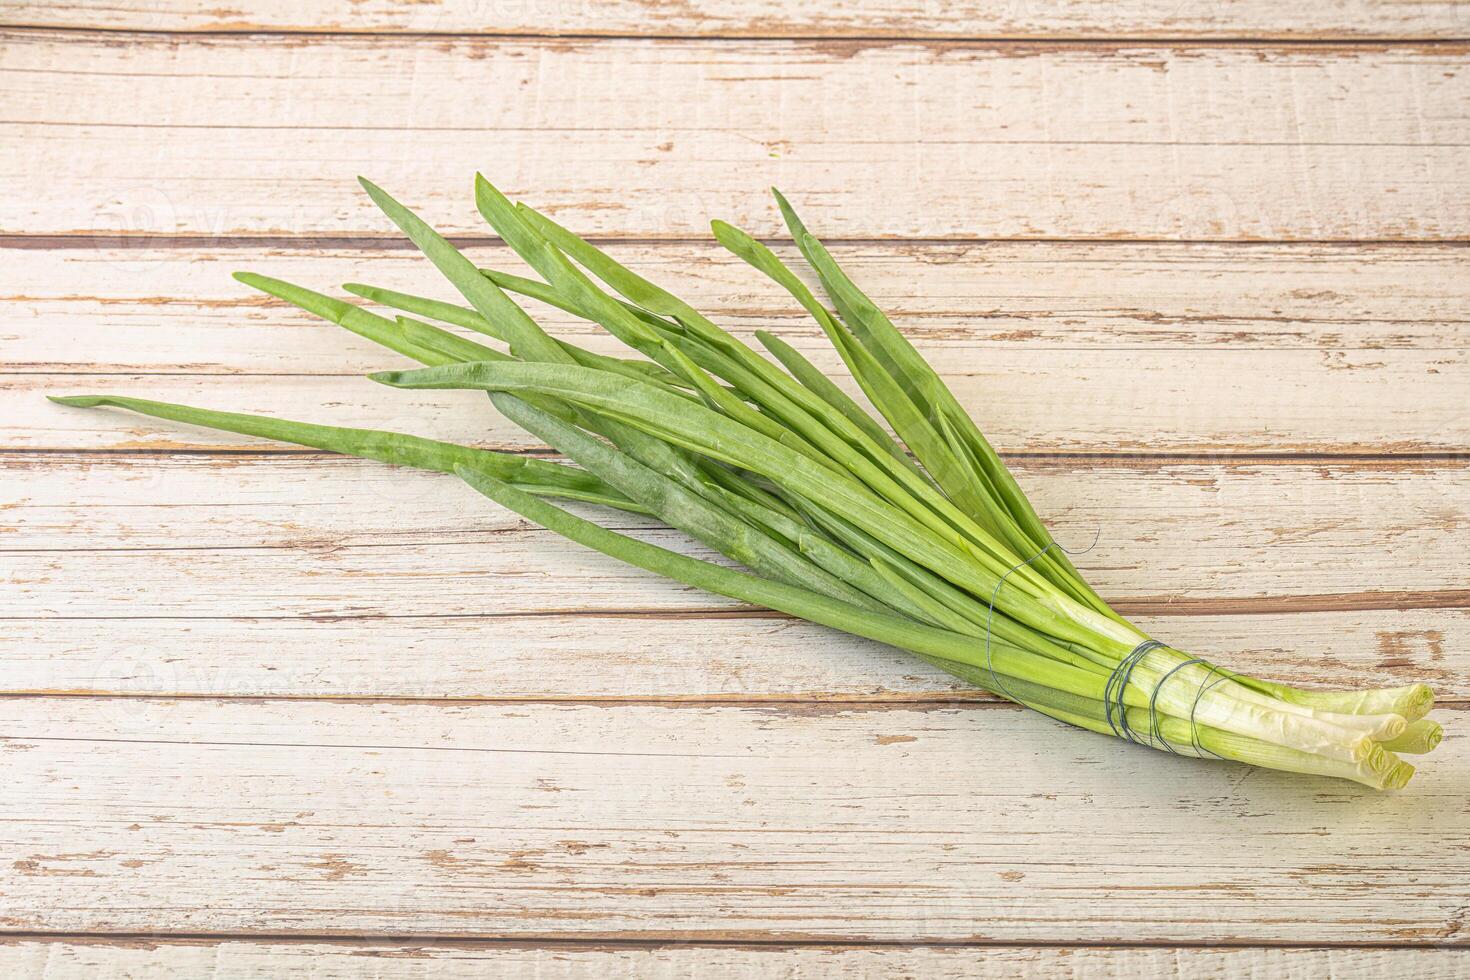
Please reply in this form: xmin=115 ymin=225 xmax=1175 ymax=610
xmin=3 ymin=5 xmax=1466 ymax=963
xmin=9 ymin=242 xmax=1470 ymax=372
xmin=0 ymin=698 xmax=1465 ymax=942
xmin=4 ymin=34 xmax=1469 ymax=240
xmin=1 ymin=941 xmax=1468 ymax=979
xmin=8 ymin=1 xmax=1470 ymax=39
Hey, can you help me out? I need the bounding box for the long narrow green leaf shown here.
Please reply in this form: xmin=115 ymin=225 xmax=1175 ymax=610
xmin=374 ymin=360 xmax=963 ymax=569
xmin=515 ymin=203 xmax=746 ymax=358
xmin=652 ymin=336 xmax=813 ymax=449
xmin=670 ymin=329 xmax=1026 ymax=543
xmin=865 ymin=557 xmax=981 ymax=634
xmin=521 ymin=203 xmax=924 ymax=467
xmin=821 ymin=303 xmax=997 ymax=518
xmin=345 ymin=281 xmax=688 ymax=391
xmin=771 ymin=189 xmax=927 ymax=406
xmin=371 ymin=361 xmax=958 ymax=565
xmin=477 ymin=269 xmax=683 ymax=337
xmin=710 ymin=221 xmax=1009 ymax=515
xmin=349 ymin=280 xmax=687 ymax=388
xmin=771 ymin=192 xmax=1011 ymax=498
xmin=511 ymin=206 xmax=982 ymax=526
xmin=712 ymin=221 xmax=1058 ymax=577
xmin=237 ymin=268 xmax=618 ymax=447
xmin=344 ymin=282 xmax=511 ymax=339
xmin=326 ymin=267 xmax=725 ymax=508
xmin=823 ymin=315 xmax=1096 ymax=611
xmin=372 ymin=360 xmax=1119 ymax=653
xmin=517 ymin=202 xmax=933 ymax=470
xmin=695 ymin=481 xmax=929 ymax=623
xmin=472 ymin=175 xmax=662 ymax=357
xmin=234 ymin=272 xmax=457 ymax=367
xmin=234 ymin=270 xmax=513 ymax=372
xmin=338 ymin=246 xmax=734 ymax=513
xmin=475 ymin=177 xmax=799 ymax=447
xmin=772 ymin=190 xmax=1119 ymax=619
xmin=45 ymin=394 xmax=634 ymax=509
xmin=791 ymin=495 xmax=1104 ymax=673
xmin=393 ymin=315 xmax=508 ymax=364
xmin=358 ymin=177 xmax=571 ymax=366
xmin=455 ymin=468 xmax=1141 ymax=707
xmin=524 ymin=214 xmax=1026 ymax=581
xmin=753 ymin=330 xmax=921 ymax=476
xmin=480 ymin=271 xmax=782 ymax=411
xmin=491 ymin=392 xmax=888 ymax=613
xmin=695 ymin=460 xmax=804 ymax=523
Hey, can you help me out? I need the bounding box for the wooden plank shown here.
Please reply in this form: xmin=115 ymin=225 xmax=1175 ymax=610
xmin=16 ymin=344 xmax=1468 ymax=454
xmin=7 ymin=11 xmax=1464 ymax=965
xmin=6 ymin=1 xmax=1469 ymax=40
xmin=4 ymin=34 xmax=1468 ymax=241
xmin=1 ymin=697 xmax=1464 ymax=941
xmin=10 ymin=239 xmax=1467 ymax=454
xmin=0 ymin=941 xmax=1466 ymax=979
xmin=10 ymin=242 xmax=1470 ymax=375
xmin=4 ymin=454 xmax=1465 ymax=698
xmin=8 ymin=454 xmax=1466 ymax=597
xmin=5 ymin=455 xmax=1465 ymax=611
xmin=6 ymin=607 xmax=1466 ymax=704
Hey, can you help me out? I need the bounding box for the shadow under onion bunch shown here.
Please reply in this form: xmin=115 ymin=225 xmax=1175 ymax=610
xmin=53 ymin=176 xmax=1442 ymax=790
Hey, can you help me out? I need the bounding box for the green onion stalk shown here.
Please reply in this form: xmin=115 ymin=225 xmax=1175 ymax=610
xmin=51 ymin=176 xmax=1441 ymax=790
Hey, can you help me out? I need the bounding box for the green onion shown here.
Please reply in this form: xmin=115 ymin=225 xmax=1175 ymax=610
xmin=49 ymin=176 xmax=1441 ymax=791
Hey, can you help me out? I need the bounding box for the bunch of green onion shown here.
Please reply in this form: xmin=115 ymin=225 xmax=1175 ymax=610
xmin=53 ymin=176 xmax=1442 ymax=790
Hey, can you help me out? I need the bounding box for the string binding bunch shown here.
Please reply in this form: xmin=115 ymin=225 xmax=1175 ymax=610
xmin=985 ymin=539 xmax=1228 ymax=760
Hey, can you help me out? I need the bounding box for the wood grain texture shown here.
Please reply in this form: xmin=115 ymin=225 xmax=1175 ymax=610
xmin=5 ymin=455 xmax=1464 ymax=610
xmin=11 ymin=242 xmax=1470 ymax=374
xmin=8 ymin=608 xmax=1467 ymax=703
xmin=1 ymin=941 xmax=1467 ymax=979
xmin=5 ymin=454 xmax=1464 ymax=699
xmin=5 ymin=32 xmax=1469 ymax=241
xmin=7 ymin=0 xmax=1470 ymax=40
xmin=9 ymin=239 xmax=1466 ymax=454
xmin=7 ymin=9 xmax=1467 ymax=963
xmin=1 ymin=697 xmax=1465 ymax=942
xmin=19 ymin=352 xmax=1466 ymax=454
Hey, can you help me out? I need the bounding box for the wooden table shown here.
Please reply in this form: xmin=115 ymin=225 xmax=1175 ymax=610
xmin=3 ymin=3 xmax=1468 ymax=976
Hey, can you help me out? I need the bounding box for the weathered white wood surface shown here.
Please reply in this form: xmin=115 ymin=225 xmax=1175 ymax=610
xmin=3 ymin=5 xmax=1466 ymax=973
xmin=1 ymin=942 xmax=1467 ymax=979
xmin=5 ymin=33 xmax=1469 ymax=240
xmin=11 ymin=239 xmax=1465 ymax=450
xmin=14 ymin=239 xmax=1470 ymax=449
xmin=5 ymin=455 xmax=1465 ymax=698
xmin=8 ymin=1 xmax=1469 ymax=39
xmin=9 ymin=607 xmax=1467 ymax=703
xmin=2 ymin=697 xmax=1466 ymax=941
xmin=6 ymin=455 xmax=1465 ymax=607
xmin=18 ymin=351 xmax=1466 ymax=454
xmin=13 ymin=242 xmax=1468 ymax=371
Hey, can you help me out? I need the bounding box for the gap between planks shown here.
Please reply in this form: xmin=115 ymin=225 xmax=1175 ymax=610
xmin=7 ymin=33 xmax=1466 ymax=241
xmin=9 ymin=234 xmax=1470 ymax=249
xmin=0 ymin=942 xmax=1459 ymax=980
xmin=8 ymin=0 xmax=1470 ymax=42
xmin=5 ymin=448 xmax=1466 ymax=464
xmin=2 ymin=585 xmax=1466 ymax=615
xmin=0 ymin=932 xmax=1465 ymax=951
xmin=4 ymin=692 xmax=1469 ymax=710
xmin=5 ymin=25 xmax=1470 ymax=47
